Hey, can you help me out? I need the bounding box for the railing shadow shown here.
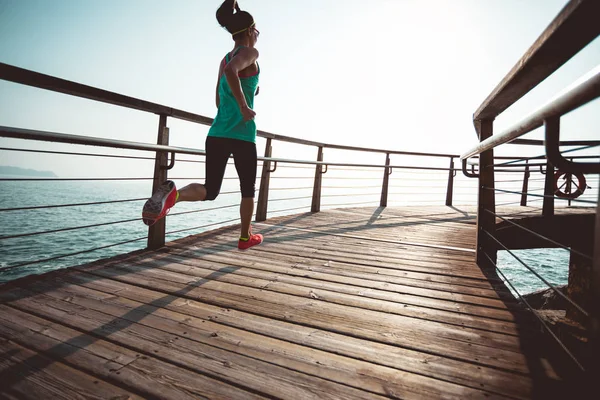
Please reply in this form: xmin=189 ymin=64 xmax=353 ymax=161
xmin=0 ymin=265 xmax=240 ymax=395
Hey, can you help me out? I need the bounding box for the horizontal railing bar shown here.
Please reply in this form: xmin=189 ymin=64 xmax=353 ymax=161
xmin=276 ymin=164 xmax=315 ymax=170
xmin=268 ymin=196 xmax=313 ymax=202
xmin=322 ymin=177 xmax=385 ymax=180
xmin=165 ymin=218 xmax=240 ymax=236
xmin=0 ymin=216 xmax=140 ymax=241
xmin=0 ymin=147 xmax=157 ymax=161
xmin=0 ymin=146 xmax=209 ymax=164
xmin=493 ymin=144 xmax=600 ymax=167
xmin=0 ymin=125 xmax=207 ymax=155
xmin=0 ymin=177 xmax=153 ymax=181
xmin=486 ymin=209 xmax=592 ymax=260
xmin=269 ymin=176 xmax=313 ymax=180
xmin=388 ymin=192 xmax=446 ymax=196
xmin=319 ymin=144 xmax=458 ymax=158
xmin=0 ymin=62 xmax=209 ymax=124
xmin=0 ymin=198 xmax=146 ymax=212
xmin=171 ymin=177 xmax=262 ymax=181
xmin=322 ymin=201 xmax=377 ymax=207
xmin=511 ymin=139 xmax=600 ymax=146
xmin=269 ymin=187 xmax=314 ymax=191
xmin=0 ymin=236 xmax=147 ymax=272
xmin=481 ymin=251 xmax=585 ymax=372
xmin=321 ymin=193 xmax=379 ymax=198
xmin=323 ymin=185 xmax=382 ymax=189
xmin=473 ymin=0 xmax=600 ymax=123
xmin=486 ymin=187 xmax=597 ymax=204
xmin=168 ymin=203 xmax=239 ymax=217
xmin=489 ymin=157 xmax=600 ymax=168
xmin=327 ymin=167 xmax=381 ymax=172
xmin=0 ymin=126 xmax=458 ymax=171
xmin=482 ymin=229 xmax=589 ymax=318
xmin=463 ymin=65 xmax=600 ymax=160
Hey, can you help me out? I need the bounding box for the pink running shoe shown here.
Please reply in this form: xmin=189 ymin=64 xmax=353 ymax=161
xmin=238 ymin=233 xmax=263 ymax=250
xmin=142 ymin=180 xmax=177 ymax=226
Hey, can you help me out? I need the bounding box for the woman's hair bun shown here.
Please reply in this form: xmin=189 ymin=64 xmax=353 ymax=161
xmin=216 ymin=0 xmax=254 ymax=36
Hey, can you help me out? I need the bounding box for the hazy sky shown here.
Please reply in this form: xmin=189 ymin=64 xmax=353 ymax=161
xmin=0 ymin=0 xmax=598 ymax=177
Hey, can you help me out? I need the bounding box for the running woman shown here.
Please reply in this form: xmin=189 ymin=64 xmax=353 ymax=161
xmin=142 ymin=0 xmax=263 ymax=250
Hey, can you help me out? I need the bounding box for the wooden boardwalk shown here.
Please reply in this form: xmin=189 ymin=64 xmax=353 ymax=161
xmin=0 ymin=206 xmax=582 ymax=399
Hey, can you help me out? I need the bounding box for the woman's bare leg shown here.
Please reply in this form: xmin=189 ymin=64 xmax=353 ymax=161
xmin=176 ymin=183 xmax=207 ymax=203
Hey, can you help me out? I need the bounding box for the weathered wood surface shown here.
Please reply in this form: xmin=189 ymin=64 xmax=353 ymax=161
xmin=0 ymin=205 xmax=590 ymax=399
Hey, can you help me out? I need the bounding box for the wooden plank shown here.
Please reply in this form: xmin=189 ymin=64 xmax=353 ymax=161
xmin=0 ymin=339 xmax=143 ymax=400
xmin=196 ymin=231 xmax=479 ymax=267
xmin=118 ymin=250 xmax=527 ymax=335
xmin=0 ymin=305 xmax=264 ymax=400
xmin=31 ymin=278 xmax=505 ymax=400
xmin=165 ymin=235 xmax=503 ymax=286
xmin=62 ymin=272 xmax=543 ymax=399
xmin=201 ymin=243 xmax=505 ymax=290
xmin=154 ymin=248 xmax=522 ymax=319
xmin=0 ymin=286 xmax=389 ymax=400
xmin=74 ymin=262 xmax=537 ymax=373
xmin=259 ymin=217 xmax=478 ymax=247
xmin=190 ymin=236 xmax=500 ymax=286
xmin=191 ymin=237 xmax=487 ymax=281
xmin=199 ymin=246 xmax=509 ymax=293
xmin=0 ymin=205 xmax=576 ymax=399
xmin=157 ymin=243 xmax=518 ymax=309
xmin=97 ymin=260 xmax=531 ymax=351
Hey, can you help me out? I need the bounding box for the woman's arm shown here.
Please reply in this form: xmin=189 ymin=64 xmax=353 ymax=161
xmin=224 ymin=46 xmax=259 ymax=120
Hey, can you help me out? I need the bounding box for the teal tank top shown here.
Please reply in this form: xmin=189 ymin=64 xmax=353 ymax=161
xmin=208 ymin=47 xmax=260 ymax=143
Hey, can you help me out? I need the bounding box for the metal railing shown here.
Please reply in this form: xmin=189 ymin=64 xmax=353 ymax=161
xmin=0 ymin=125 xmax=471 ymax=280
xmin=460 ymin=0 xmax=600 ymax=372
xmin=2 ymin=60 xmax=483 ymax=283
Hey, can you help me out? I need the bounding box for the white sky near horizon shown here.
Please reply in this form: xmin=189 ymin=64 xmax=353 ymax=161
xmin=0 ymin=0 xmax=599 ymax=178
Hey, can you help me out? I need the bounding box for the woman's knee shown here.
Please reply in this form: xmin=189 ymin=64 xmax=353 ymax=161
xmin=204 ymin=187 xmax=220 ymax=201
xmin=240 ymin=184 xmax=255 ymax=199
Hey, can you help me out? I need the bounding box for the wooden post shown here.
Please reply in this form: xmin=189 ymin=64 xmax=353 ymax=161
xmin=591 ymin=187 xmax=600 ymax=367
xmin=542 ymin=160 xmax=555 ymax=217
xmin=147 ymin=115 xmax=169 ymax=250
xmin=520 ymin=160 xmax=530 ymax=206
xmin=445 ymin=157 xmax=455 ymax=206
xmin=542 ymin=119 xmax=559 ymax=217
xmin=476 ymin=119 xmax=496 ymax=268
xmin=380 ymin=153 xmax=391 ymax=207
xmin=311 ymin=146 xmax=324 ymax=213
xmin=255 ymin=138 xmax=272 ymax=222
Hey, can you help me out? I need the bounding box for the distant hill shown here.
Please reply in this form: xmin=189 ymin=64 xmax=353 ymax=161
xmin=0 ymin=166 xmax=58 ymax=177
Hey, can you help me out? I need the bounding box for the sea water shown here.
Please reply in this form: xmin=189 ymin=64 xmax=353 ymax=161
xmin=0 ymin=175 xmax=591 ymax=298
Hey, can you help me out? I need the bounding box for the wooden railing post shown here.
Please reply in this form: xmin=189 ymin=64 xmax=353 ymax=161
xmin=591 ymin=188 xmax=600 ymax=360
xmin=445 ymin=157 xmax=455 ymax=206
xmin=380 ymin=153 xmax=391 ymax=207
xmin=520 ymin=160 xmax=530 ymax=206
xmin=255 ymin=138 xmax=272 ymax=222
xmin=476 ymin=119 xmax=496 ymax=269
xmin=147 ymin=114 xmax=169 ymax=250
xmin=311 ymin=146 xmax=324 ymax=213
xmin=542 ymin=161 xmax=555 ymax=216
xmin=543 ymin=118 xmax=559 ymax=217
